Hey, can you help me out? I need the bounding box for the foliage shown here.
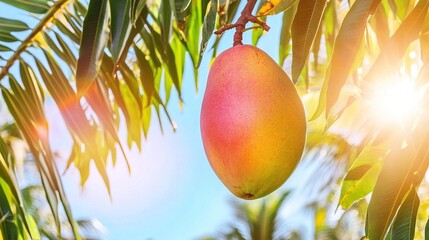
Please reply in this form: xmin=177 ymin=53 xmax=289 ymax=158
xmin=0 ymin=0 xmax=429 ymax=239
xmin=0 ymin=123 xmax=106 ymax=239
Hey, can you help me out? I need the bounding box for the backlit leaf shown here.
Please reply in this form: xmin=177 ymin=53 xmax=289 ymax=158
xmin=0 ymin=0 xmax=49 ymax=14
xmin=339 ymin=144 xmax=387 ymax=209
xmin=0 ymin=17 xmax=29 ymax=32
xmin=388 ymin=187 xmax=419 ymax=240
xmin=110 ymin=0 xmax=132 ymax=63
xmin=257 ymin=0 xmax=297 ymax=16
xmin=363 ymin=0 xmax=429 ymax=85
xmin=197 ymin=0 xmax=218 ymax=68
xmin=76 ymin=0 xmax=110 ymax=97
xmin=324 ymin=0 xmax=375 ymax=115
xmin=291 ymin=0 xmax=327 ymax=82
xmin=366 ymin=129 xmax=429 ymax=240
xmin=279 ymin=3 xmax=297 ymax=66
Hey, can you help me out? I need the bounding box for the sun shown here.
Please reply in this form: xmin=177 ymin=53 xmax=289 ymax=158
xmin=367 ymin=76 xmax=423 ymax=126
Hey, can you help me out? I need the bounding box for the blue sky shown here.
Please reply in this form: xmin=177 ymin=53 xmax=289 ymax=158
xmin=0 ymin=2 xmax=308 ymax=239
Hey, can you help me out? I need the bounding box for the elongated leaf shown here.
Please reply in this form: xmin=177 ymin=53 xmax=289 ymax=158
xmin=131 ymin=0 xmax=147 ymax=25
xmin=388 ymin=187 xmax=419 ymax=240
xmin=420 ymin=14 xmax=429 ymax=62
xmin=257 ymin=0 xmax=297 ymax=16
xmin=291 ymin=0 xmax=327 ymax=82
xmin=119 ymin=80 xmax=142 ymax=148
xmin=114 ymin=10 xmax=146 ymax=68
xmin=0 ymin=44 xmax=12 ymax=52
xmin=252 ymin=1 xmax=267 ymax=46
xmin=279 ymin=4 xmax=297 ymax=66
xmin=0 ymin=17 xmax=29 ymax=32
xmin=366 ymin=130 xmax=429 ymax=240
xmin=0 ymin=0 xmax=49 ymax=14
xmin=175 ymin=0 xmax=192 ymax=22
xmin=372 ymin=2 xmax=389 ymax=49
xmin=0 ymin=140 xmax=32 ymax=239
xmin=142 ymin=23 xmax=182 ymax=99
xmin=134 ymin=46 xmax=155 ymax=101
xmin=339 ymin=145 xmax=387 ymax=209
xmin=0 ymin=32 xmax=19 ymax=42
xmin=110 ymin=0 xmax=132 ymax=62
xmin=311 ymin=15 xmax=323 ymax=70
xmin=85 ymin=80 xmax=128 ymax=171
xmin=363 ymin=0 xmax=429 ymax=85
xmin=0 ymin=179 xmax=18 ymax=240
xmin=54 ymin=18 xmax=80 ymax=44
xmin=54 ymin=32 xmax=77 ymax=67
xmin=197 ymin=0 xmax=218 ymax=67
xmin=425 ymin=218 xmax=429 ymax=240
xmin=76 ymin=0 xmax=110 ymax=97
xmin=142 ymin=95 xmax=151 ymax=138
xmin=119 ymin=62 xmax=142 ymax=108
xmin=323 ymin=0 xmax=374 ymax=115
xmin=185 ymin=0 xmax=202 ymax=68
xmin=324 ymin=0 xmax=337 ymax=59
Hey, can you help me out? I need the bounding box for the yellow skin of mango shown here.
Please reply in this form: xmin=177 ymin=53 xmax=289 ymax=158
xmin=200 ymin=45 xmax=307 ymax=200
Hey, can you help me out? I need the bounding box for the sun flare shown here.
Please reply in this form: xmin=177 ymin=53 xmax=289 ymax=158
xmin=368 ymin=76 xmax=422 ymax=125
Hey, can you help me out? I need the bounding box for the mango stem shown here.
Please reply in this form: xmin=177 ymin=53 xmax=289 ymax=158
xmin=214 ymin=0 xmax=270 ymax=46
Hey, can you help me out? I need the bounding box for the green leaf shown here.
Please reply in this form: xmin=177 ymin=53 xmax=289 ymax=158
xmin=118 ymin=61 xmax=143 ymax=109
xmin=142 ymin=23 xmax=182 ymax=99
xmin=364 ymin=0 xmax=429 ymax=84
xmin=54 ymin=18 xmax=80 ymax=44
xmin=119 ymin=80 xmax=142 ymax=149
xmin=252 ymin=1 xmax=267 ymax=46
xmin=388 ymin=187 xmax=419 ymax=240
xmin=110 ymin=0 xmax=132 ymax=62
xmin=339 ymin=145 xmax=387 ymax=209
xmin=158 ymin=0 xmax=172 ymax=52
xmin=393 ymin=0 xmax=413 ymax=20
xmin=425 ymin=218 xmax=429 ymax=240
xmin=54 ymin=32 xmax=77 ymax=67
xmin=197 ymin=0 xmax=218 ymax=68
xmin=279 ymin=4 xmax=297 ymax=66
xmin=84 ymin=80 xmax=129 ymax=172
xmin=131 ymin=0 xmax=147 ymax=25
xmin=323 ymin=0 xmax=337 ymax=59
xmin=0 ymin=17 xmax=29 ymax=32
xmin=0 ymin=32 xmax=19 ymax=42
xmin=0 ymin=179 xmax=18 ymax=240
xmin=291 ymin=0 xmax=327 ymax=82
xmin=142 ymin=96 xmax=151 ymax=138
xmin=323 ymin=0 xmax=375 ymax=116
xmin=134 ymin=45 xmax=156 ymax=101
xmin=175 ymin=0 xmax=192 ymax=22
xmin=0 ymin=141 xmax=32 ymax=239
xmin=19 ymin=60 xmax=45 ymax=120
xmin=366 ymin=129 xmax=429 ymax=240
xmin=0 ymin=44 xmax=12 ymax=52
xmin=186 ymin=0 xmax=203 ymax=68
xmin=76 ymin=0 xmax=110 ymax=97
xmin=0 ymin=0 xmax=49 ymax=14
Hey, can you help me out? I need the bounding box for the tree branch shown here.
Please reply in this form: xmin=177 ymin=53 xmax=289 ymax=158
xmin=0 ymin=0 xmax=73 ymax=81
xmin=214 ymin=0 xmax=270 ymax=46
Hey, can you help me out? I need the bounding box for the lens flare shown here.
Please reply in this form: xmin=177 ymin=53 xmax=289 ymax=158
xmin=368 ymin=76 xmax=422 ymax=125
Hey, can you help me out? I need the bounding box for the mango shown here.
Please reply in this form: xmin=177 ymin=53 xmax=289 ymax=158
xmin=200 ymin=45 xmax=306 ymax=200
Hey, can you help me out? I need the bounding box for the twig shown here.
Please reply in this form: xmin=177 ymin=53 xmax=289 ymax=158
xmin=214 ymin=0 xmax=270 ymax=46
